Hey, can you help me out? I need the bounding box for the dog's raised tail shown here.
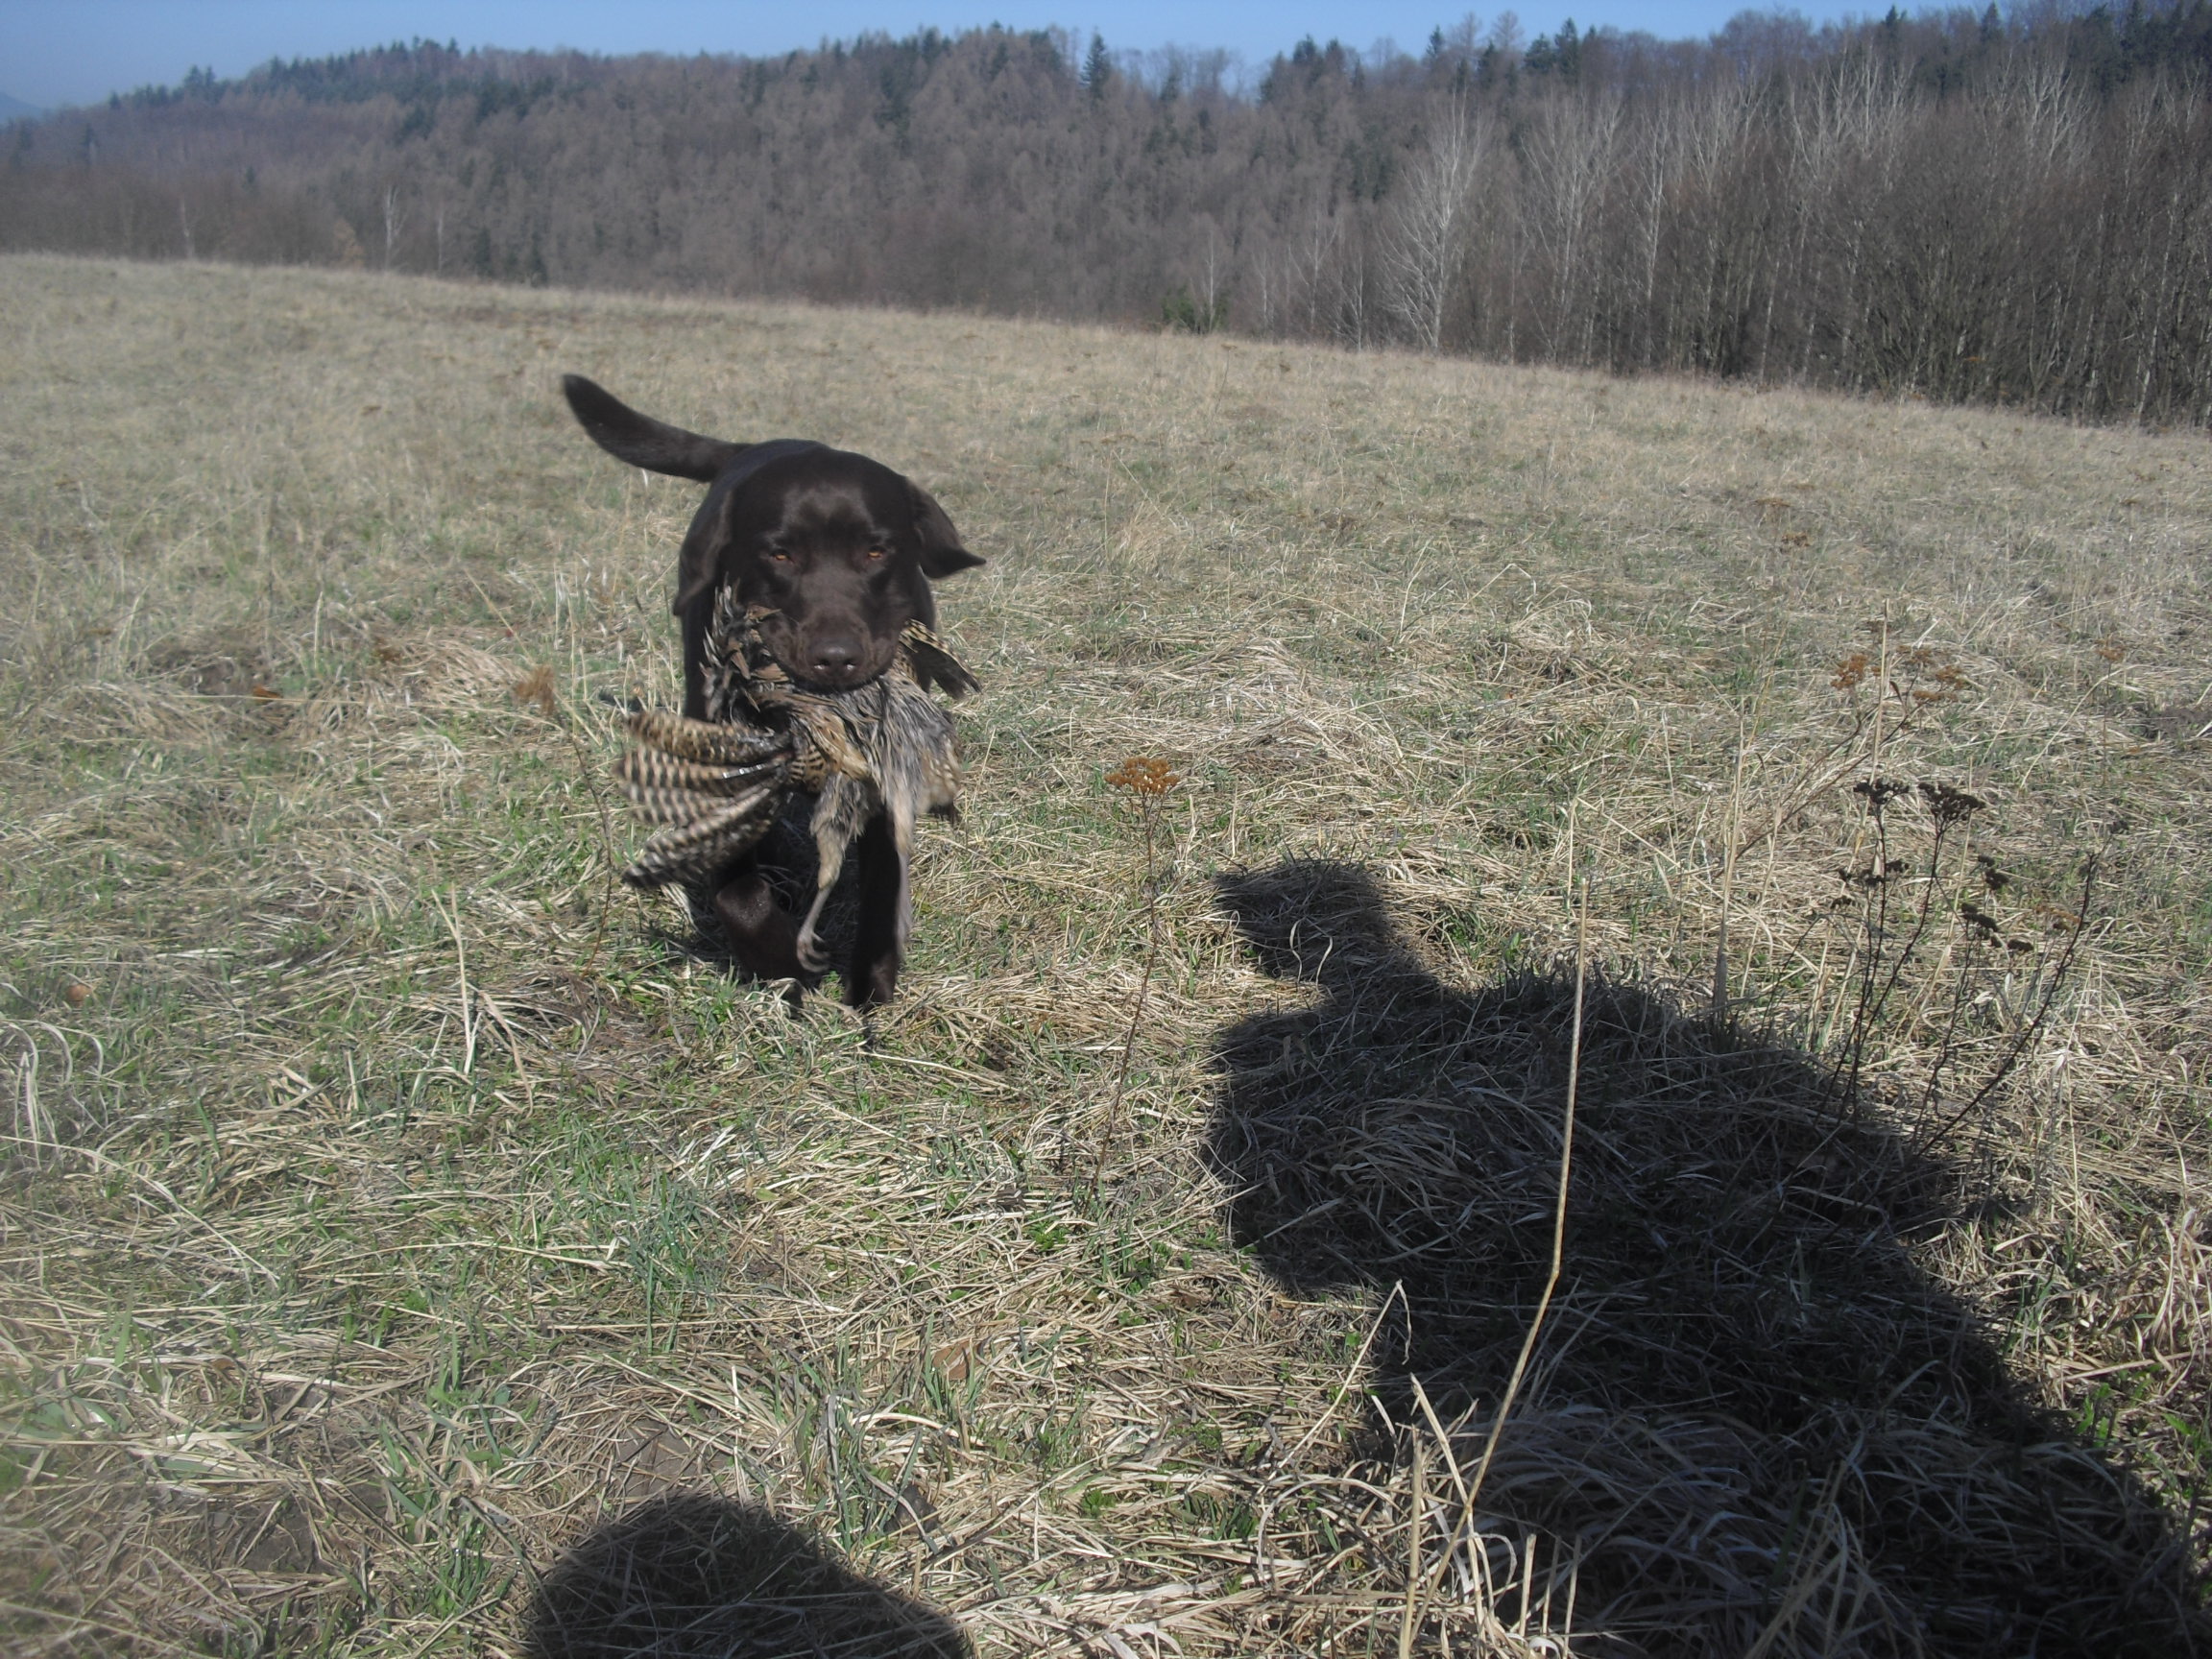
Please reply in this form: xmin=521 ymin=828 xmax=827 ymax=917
xmin=561 ymin=373 xmax=745 ymax=484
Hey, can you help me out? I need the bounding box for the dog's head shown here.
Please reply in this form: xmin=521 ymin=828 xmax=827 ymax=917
xmin=562 ymin=374 xmax=983 ymax=691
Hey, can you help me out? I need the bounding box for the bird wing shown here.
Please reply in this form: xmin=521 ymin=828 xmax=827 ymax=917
xmin=901 ymin=621 xmax=981 ymax=699
xmin=613 ymin=708 xmax=794 ymax=887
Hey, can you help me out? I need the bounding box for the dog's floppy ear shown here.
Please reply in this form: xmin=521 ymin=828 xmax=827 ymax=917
xmin=910 ymin=482 xmax=986 ymax=579
xmin=563 ymin=374 xmax=742 ymax=484
xmin=671 ymin=494 xmax=730 ymax=616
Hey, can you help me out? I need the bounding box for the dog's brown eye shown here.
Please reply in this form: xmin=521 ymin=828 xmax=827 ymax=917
xmin=865 ymin=546 xmax=886 ymax=562
xmin=769 ymin=550 xmax=792 ymax=563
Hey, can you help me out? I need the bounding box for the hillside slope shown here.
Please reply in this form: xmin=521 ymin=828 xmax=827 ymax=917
xmin=3 ymin=255 xmax=2210 ymax=1655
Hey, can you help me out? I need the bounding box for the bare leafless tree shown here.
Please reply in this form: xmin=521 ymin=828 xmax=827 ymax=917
xmin=1382 ymin=95 xmax=1492 ymax=353
xmin=1519 ymin=89 xmax=1622 ymax=361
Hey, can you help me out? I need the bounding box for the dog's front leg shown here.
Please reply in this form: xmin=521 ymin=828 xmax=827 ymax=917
xmin=712 ymin=867 xmax=811 ymax=1001
xmin=845 ymin=814 xmax=904 ymax=1008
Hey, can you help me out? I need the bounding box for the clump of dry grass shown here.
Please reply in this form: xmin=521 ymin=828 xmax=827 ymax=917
xmin=2 ymin=252 xmax=2210 ymax=1655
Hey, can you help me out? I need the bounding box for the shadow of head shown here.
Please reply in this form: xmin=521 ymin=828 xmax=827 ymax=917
xmin=1204 ymin=859 xmax=2200 ymax=1653
xmin=524 ymin=1493 xmax=970 ymax=1659
xmin=1214 ymin=859 xmax=1433 ymax=991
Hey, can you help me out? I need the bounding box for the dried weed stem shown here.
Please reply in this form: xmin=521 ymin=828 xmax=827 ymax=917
xmin=1466 ymin=875 xmax=1589 ymax=1512
xmin=1093 ymin=757 xmax=1180 ymax=1195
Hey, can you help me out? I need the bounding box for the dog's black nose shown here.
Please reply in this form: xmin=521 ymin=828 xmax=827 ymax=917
xmin=809 ymin=638 xmax=863 ymax=682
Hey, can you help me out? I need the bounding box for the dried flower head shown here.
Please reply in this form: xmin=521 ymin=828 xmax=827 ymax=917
xmin=1105 ymin=757 xmax=1181 ymax=797
xmin=1918 ymin=781 xmax=1987 ymax=827
xmin=1093 ymin=754 xmax=1181 ymax=1193
xmin=1958 ymin=899 xmax=2002 ymax=938
xmin=1903 ymin=649 xmax=1968 ymax=706
xmin=1831 ymin=652 xmax=1870 ymax=691
xmin=514 ymin=665 xmax=558 ymax=716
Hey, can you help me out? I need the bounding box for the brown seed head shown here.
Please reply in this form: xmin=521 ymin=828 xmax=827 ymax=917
xmin=1105 ymin=757 xmax=1181 ymax=797
xmin=1919 ymin=781 xmax=1987 ymax=826
xmin=514 ymin=665 xmax=557 ymax=716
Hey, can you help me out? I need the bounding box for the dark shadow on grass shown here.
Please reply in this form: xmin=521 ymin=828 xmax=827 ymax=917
xmin=1205 ymin=859 xmax=2201 ymax=1657
xmin=525 ymin=1492 xmax=971 ymax=1659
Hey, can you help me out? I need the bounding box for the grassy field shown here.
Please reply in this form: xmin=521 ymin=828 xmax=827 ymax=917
xmin=3 ymin=252 xmax=2211 ymax=1657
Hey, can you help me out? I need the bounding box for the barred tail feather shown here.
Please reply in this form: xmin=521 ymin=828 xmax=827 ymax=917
xmin=616 ymin=748 xmax=788 ymax=822
xmin=624 ymin=708 xmax=791 ymax=767
xmin=617 ymin=783 xmax=781 ymax=888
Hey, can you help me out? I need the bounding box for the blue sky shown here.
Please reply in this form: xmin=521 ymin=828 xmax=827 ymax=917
xmin=3 ymin=1 xmax=1858 ymax=111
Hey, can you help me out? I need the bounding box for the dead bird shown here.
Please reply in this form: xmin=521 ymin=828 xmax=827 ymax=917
xmin=615 ymin=591 xmax=979 ymax=978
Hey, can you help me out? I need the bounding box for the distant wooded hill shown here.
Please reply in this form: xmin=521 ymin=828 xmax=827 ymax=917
xmin=7 ymin=6 xmax=2210 ymax=424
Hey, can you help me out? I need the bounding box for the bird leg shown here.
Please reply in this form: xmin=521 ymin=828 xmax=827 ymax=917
xmin=795 ymin=772 xmax=878 ymax=973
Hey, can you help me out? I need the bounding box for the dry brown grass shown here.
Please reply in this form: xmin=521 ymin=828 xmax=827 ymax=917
xmin=3 ymin=252 xmax=2211 ymax=1655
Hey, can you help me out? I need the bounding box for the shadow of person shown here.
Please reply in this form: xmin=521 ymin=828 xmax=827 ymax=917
xmin=524 ymin=1492 xmax=971 ymax=1659
xmin=1205 ymin=859 xmax=2199 ymax=1656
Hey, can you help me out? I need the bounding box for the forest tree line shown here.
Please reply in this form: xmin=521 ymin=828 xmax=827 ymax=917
xmin=5 ymin=4 xmax=2210 ymax=424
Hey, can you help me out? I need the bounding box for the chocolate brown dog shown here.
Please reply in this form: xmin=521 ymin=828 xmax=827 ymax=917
xmin=562 ymin=374 xmax=983 ymax=1005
